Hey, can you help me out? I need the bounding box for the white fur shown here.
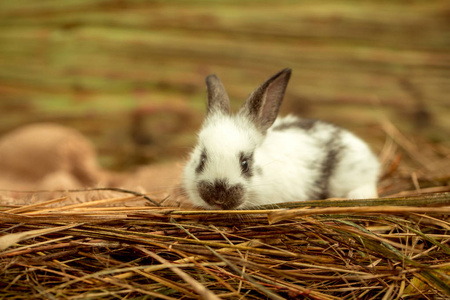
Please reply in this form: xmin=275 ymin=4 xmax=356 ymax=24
xmin=184 ymin=69 xmax=379 ymax=209
xmin=183 ymin=113 xmax=380 ymax=209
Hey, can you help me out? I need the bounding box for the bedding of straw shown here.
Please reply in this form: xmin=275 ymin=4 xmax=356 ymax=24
xmin=1 ymin=132 xmax=449 ymax=300
xmin=0 ymin=118 xmax=449 ymax=300
xmin=0 ymin=115 xmax=449 ymax=300
xmin=1 ymin=189 xmax=449 ymax=300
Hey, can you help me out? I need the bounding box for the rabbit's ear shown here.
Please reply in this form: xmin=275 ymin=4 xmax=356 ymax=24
xmin=239 ymin=68 xmax=291 ymax=133
xmin=206 ymin=74 xmax=230 ymax=115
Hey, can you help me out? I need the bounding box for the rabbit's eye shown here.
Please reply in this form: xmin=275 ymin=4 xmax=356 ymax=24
xmin=241 ymin=159 xmax=249 ymax=173
xmin=239 ymin=152 xmax=254 ymax=176
xmin=196 ymin=150 xmax=207 ymax=174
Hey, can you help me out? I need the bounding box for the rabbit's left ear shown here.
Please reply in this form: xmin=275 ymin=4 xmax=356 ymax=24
xmin=206 ymin=74 xmax=230 ymax=116
xmin=239 ymin=68 xmax=291 ymax=133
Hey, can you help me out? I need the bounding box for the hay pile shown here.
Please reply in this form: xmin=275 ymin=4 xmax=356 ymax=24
xmin=1 ymin=187 xmax=449 ymax=299
xmin=1 ymin=121 xmax=449 ymax=299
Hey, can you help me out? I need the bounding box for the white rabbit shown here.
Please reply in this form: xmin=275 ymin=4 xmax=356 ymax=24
xmin=183 ymin=68 xmax=380 ymax=209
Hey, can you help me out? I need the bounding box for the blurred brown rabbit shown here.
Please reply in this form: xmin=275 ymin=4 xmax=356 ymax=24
xmin=0 ymin=122 xmax=187 ymax=207
xmin=0 ymin=123 xmax=102 ymax=190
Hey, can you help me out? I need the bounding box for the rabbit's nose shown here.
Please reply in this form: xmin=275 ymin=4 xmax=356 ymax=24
xmin=197 ymin=179 xmax=244 ymax=210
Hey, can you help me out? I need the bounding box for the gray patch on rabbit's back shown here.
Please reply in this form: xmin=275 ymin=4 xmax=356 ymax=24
xmin=313 ymin=128 xmax=345 ymax=199
xmin=272 ymin=118 xmax=318 ymax=131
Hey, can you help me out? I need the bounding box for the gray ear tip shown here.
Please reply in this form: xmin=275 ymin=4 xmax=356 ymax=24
xmin=205 ymin=74 xmax=219 ymax=85
xmin=280 ymin=68 xmax=292 ymax=77
xmin=268 ymin=68 xmax=292 ymax=83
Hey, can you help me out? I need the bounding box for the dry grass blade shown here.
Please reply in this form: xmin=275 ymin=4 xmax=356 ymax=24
xmin=24 ymin=195 xmax=142 ymax=215
xmin=268 ymin=206 xmax=450 ymax=224
xmin=4 ymin=197 xmax=68 ymax=214
xmin=170 ymin=218 xmax=287 ymax=300
xmin=0 ymin=224 xmax=81 ymax=251
xmin=1 ymin=191 xmax=449 ymax=299
xmin=136 ymin=247 xmax=221 ymax=300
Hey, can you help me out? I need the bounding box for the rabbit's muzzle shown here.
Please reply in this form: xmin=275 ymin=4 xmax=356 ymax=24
xmin=197 ymin=179 xmax=244 ymax=210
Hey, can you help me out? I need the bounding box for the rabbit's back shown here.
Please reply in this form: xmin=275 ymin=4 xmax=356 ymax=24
xmin=250 ymin=115 xmax=379 ymax=205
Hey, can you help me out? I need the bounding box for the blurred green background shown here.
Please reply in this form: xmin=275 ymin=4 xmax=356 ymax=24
xmin=1 ymin=0 xmax=449 ymax=170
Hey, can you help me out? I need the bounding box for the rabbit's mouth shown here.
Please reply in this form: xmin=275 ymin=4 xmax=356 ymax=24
xmin=197 ymin=179 xmax=244 ymax=210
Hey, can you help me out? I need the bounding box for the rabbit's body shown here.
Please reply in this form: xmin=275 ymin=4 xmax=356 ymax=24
xmin=253 ymin=115 xmax=379 ymax=206
xmin=183 ymin=69 xmax=379 ymax=210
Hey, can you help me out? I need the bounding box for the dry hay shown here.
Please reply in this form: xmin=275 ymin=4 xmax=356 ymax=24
xmin=1 ymin=188 xmax=449 ymax=299
xmin=1 ymin=120 xmax=449 ymax=299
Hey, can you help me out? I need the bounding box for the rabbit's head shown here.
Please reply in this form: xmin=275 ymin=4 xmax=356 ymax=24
xmin=183 ymin=69 xmax=291 ymax=209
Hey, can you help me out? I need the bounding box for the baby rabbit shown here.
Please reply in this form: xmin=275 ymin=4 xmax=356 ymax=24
xmin=183 ymin=68 xmax=380 ymax=209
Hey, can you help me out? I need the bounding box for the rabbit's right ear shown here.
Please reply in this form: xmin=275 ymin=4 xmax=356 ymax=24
xmin=206 ymin=74 xmax=230 ymax=116
xmin=239 ymin=68 xmax=291 ymax=133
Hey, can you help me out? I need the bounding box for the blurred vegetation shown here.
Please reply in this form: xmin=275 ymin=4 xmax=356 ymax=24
xmin=0 ymin=0 xmax=449 ymax=170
